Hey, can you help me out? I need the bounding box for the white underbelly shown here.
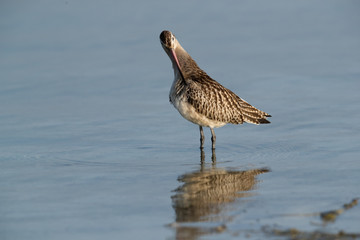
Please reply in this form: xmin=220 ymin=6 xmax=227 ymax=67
xmin=172 ymin=97 xmax=226 ymax=129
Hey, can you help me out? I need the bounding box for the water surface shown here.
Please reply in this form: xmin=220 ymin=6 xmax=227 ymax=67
xmin=1 ymin=1 xmax=360 ymax=239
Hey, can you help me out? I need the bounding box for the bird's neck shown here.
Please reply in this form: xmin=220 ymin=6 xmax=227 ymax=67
xmin=173 ymin=46 xmax=201 ymax=78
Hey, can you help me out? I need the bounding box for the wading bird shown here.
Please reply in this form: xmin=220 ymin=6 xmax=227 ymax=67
xmin=160 ymin=30 xmax=271 ymax=149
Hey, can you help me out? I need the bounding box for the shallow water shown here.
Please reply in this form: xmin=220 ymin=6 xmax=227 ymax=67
xmin=1 ymin=1 xmax=360 ymax=239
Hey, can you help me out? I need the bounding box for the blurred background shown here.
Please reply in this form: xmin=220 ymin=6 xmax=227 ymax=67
xmin=1 ymin=1 xmax=359 ymax=239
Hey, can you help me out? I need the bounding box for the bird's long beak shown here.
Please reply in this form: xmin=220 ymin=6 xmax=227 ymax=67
xmin=169 ymin=49 xmax=185 ymax=81
xmin=170 ymin=49 xmax=181 ymax=70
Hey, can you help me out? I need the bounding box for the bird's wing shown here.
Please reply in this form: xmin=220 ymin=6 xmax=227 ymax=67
xmin=186 ymin=74 xmax=271 ymax=125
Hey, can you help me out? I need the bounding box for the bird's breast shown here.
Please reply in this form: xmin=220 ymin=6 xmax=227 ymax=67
xmin=169 ymin=76 xmax=226 ymax=129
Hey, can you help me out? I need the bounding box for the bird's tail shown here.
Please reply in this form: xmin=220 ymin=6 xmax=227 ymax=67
xmin=239 ymin=100 xmax=271 ymax=125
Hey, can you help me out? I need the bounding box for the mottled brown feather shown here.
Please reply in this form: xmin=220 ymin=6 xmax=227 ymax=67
xmin=161 ymin=30 xmax=271 ymax=126
xmin=183 ymin=68 xmax=270 ymax=125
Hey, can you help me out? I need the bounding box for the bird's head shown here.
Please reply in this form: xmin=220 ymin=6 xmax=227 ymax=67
xmin=160 ymin=30 xmax=183 ymax=77
xmin=160 ymin=30 xmax=178 ymax=50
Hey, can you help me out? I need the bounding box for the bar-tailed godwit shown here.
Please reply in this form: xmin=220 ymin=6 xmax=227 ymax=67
xmin=160 ymin=30 xmax=271 ymax=149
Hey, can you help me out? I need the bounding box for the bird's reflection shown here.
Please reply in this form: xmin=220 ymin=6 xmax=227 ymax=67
xmin=171 ymin=149 xmax=269 ymax=239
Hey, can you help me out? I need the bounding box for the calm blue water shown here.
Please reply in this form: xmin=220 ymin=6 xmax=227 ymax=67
xmin=1 ymin=1 xmax=360 ymax=239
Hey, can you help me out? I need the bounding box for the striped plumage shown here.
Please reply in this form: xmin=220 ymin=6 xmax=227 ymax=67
xmin=160 ymin=30 xmax=271 ymax=149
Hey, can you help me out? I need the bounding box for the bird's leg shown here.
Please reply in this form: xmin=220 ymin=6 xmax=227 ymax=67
xmin=211 ymin=148 xmax=216 ymax=164
xmin=210 ymin=128 xmax=216 ymax=149
xmin=199 ymin=126 xmax=205 ymax=149
xmin=200 ymin=148 xmax=205 ymax=164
